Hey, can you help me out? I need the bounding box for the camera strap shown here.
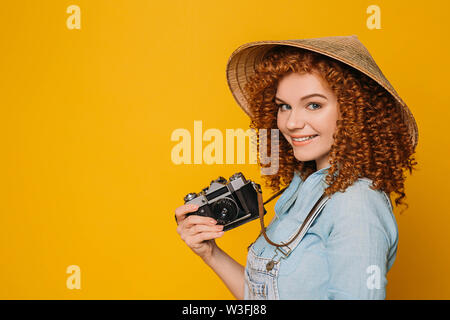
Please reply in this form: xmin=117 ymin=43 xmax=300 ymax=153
xmin=251 ymin=187 xmax=330 ymax=251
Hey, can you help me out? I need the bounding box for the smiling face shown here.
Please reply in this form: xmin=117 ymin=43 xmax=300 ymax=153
xmin=276 ymin=71 xmax=340 ymax=170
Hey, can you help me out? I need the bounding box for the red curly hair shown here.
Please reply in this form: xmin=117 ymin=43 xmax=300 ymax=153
xmin=244 ymin=46 xmax=418 ymax=213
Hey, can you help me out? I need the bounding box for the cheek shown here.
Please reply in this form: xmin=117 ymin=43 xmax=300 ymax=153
xmin=315 ymin=117 xmax=338 ymax=144
xmin=325 ymin=125 xmax=337 ymax=141
xmin=276 ymin=115 xmax=290 ymax=142
xmin=321 ymin=109 xmax=339 ymax=132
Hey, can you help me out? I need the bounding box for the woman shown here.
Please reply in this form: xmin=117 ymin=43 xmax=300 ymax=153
xmin=175 ymin=35 xmax=418 ymax=299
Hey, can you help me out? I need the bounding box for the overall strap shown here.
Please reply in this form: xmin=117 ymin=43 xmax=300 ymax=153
xmin=254 ymin=190 xmax=330 ymax=254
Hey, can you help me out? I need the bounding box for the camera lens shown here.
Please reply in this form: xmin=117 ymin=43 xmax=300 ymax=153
xmin=211 ymin=198 xmax=238 ymax=225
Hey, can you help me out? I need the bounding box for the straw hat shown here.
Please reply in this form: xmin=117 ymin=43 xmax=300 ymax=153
xmin=226 ymin=35 xmax=418 ymax=150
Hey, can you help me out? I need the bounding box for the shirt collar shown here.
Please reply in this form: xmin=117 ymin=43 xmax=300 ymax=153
xmin=311 ymin=164 xmax=331 ymax=176
xmin=298 ymin=164 xmax=332 ymax=181
xmin=273 ymin=165 xmax=332 ymax=218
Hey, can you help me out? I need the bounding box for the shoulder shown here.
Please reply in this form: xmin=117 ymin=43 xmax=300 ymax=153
xmin=322 ymin=177 xmax=398 ymax=246
xmin=326 ymin=177 xmax=393 ymax=211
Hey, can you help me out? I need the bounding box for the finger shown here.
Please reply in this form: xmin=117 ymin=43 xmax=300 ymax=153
xmin=174 ymin=204 xmax=200 ymax=223
xmin=190 ymin=231 xmax=225 ymax=246
xmin=183 ymin=215 xmax=217 ymax=228
xmin=176 ymin=217 xmax=219 ymax=237
xmin=187 ymin=224 xmax=224 ymax=236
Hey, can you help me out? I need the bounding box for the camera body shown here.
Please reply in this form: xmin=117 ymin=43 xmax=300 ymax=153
xmin=183 ymin=172 xmax=266 ymax=231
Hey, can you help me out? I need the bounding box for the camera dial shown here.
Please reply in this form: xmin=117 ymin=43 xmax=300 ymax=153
xmin=212 ymin=176 xmax=227 ymax=185
xmin=229 ymin=172 xmax=243 ymax=181
xmin=183 ymin=193 xmax=197 ymax=203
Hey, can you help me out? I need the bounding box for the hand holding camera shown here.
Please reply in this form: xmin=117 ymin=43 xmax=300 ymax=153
xmin=181 ymin=172 xmax=266 ymax=231
xmin=175 ymin=203 xmax=225 ymax=262
xmin=175 ymin=172 xmax=265 ymax=261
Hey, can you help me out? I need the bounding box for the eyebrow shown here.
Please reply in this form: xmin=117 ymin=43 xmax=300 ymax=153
xmin=274 ymin=93 xmax=328 ymax=103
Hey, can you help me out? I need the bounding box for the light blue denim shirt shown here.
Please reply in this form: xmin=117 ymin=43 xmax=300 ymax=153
xmin=244 ymin=165 xmax=399 ymax=300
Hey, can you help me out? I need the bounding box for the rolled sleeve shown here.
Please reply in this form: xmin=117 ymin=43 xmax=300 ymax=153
xmin=323 ymin=181 xmax=398 ymax=300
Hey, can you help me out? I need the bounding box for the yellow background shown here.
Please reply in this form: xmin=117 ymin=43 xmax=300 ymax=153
xmin=1 ymin=0 xmax=449 ymax=299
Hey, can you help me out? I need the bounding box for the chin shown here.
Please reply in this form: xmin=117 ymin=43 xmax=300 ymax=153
xmin=292 ymin=151 xmax=316 ymax=162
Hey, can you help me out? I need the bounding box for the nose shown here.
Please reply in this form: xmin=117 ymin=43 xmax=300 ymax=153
xmin=285 ymin=109 xmax=306 ymax=131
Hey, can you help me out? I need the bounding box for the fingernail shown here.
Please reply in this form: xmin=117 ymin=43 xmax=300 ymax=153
xmin=210 ymin=220 xmax=217 ymax=224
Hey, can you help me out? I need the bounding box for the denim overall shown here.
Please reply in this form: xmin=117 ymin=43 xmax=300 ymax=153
xmin=244 ymin=191 xmax=330 ymax=300
xmin=243 ymin=165 xmax=398 ymax=300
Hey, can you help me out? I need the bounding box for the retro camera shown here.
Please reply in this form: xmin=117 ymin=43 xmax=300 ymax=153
xmin=183 ymin=172 xmax=266 ymax=231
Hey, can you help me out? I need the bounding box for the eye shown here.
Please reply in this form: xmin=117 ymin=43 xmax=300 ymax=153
xmin=307 ymin=102 xmax=321 ymax=110
xmin=276 ymin=103 xmax=291 ymax=111
xmin=276 ymin=102 xmax=322 ymax=111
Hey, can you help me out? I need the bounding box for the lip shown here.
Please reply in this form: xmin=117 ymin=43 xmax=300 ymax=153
xmin=291 ymin=134 xmax=319 ymax=146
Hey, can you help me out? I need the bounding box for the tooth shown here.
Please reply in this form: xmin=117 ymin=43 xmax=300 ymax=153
xmin=293 ymin=135 xmax=315 ymax=141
